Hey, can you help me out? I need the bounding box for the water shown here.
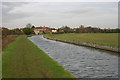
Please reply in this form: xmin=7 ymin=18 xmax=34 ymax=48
xmin=28 ymin=35 xmax=119 ymax=78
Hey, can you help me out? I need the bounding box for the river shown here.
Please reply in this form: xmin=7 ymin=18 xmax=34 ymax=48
xmin=28 ymin=35 xmax=119 ymax=78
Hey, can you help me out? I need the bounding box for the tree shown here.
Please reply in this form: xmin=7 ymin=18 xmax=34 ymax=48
xmin=79 ymin=25 xmax=84 ymax=28
xmin=32 ymin=25 xmax=35 ymax=28
xmin=26 ymin=23 xmax=32 ymax=28
xmin=23 ymin=28 xmax=32 ymax=35
xmin=42 ymin=31 xmax=46 ymax=34
xmin=61 ymin=26 xmax=71 ymax=33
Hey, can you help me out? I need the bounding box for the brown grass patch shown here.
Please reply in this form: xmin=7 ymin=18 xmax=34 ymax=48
xmin=2 ymin=35 xmax=24 ymax=51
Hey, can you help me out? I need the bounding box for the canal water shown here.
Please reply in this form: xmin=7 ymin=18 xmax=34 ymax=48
xmin=28 ymin=35 xmax=119 ymax=78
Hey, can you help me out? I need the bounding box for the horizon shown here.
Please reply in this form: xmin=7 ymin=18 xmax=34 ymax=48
xmin=2 ymin=25 xmax=119 ymax=30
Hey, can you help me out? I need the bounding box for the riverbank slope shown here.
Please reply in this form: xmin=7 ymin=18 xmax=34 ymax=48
xmin=44 ymin=33 xmax=119 ymax=52
xmin=2 ymin=36 xmax=76 ymax=78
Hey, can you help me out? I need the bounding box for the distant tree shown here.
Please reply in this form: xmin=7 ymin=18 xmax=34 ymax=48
xmin=57 ymin=28 xmax=60 ymax=32
xmin=75 ymin=28 xmax=80 ymax=33
xmin=61 ymin=26 xmax=71 ymax=33
xmin=32 ymin=25 xmax=35 ymax=28
xmin=57 ymin=28 xmax=64 ymax=34
xmin=42 ymin=31 xmax=46 ymax=34
xmin=79 ymin=25 xmax=84 ymax=28
xmin=57 ymin=25 xmax=120 ymax=33
xmin=14 ymin=28 xmax=21 ymax=33
xmin=23 ymin=28 xmax=32 ymax=35
xmin=26 ymin=23 xmax=32 ymax=28
xmin=2 ymin=27 xmax=9 ymax=38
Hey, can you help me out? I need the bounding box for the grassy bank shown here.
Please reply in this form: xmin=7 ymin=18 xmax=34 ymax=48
xmin=2 ymin=36 xmax=76 ymax=78
xmin=2 ymin=35 xmax=20 ymax=51
xmin=44 ymin=33 xmax=119 ymax=47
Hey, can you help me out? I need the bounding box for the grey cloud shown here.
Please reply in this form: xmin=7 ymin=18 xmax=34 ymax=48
xmin=2 ymin=2 xmax=28 ymax=8
xmin=2 ymin=2 xmax=118 ymax=29
xmin=2 ymin=2 xmax=30 ymax=22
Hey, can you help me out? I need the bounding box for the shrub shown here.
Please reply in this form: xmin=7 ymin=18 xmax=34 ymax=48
xmin=23 ymin=28 xmax=33 ymax=35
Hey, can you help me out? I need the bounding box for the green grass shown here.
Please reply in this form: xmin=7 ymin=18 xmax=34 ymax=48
xmin=2 ymin=36 xmax=76 ymax=78
xmin=44 ymin=33 xmax=119 ymax=47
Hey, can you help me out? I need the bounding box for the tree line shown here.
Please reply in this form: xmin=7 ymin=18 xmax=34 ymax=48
xmin=2 ymin=27 xmax=35 ymax=37
xmin=2 ymin=27 xmax=23 ymax=38
xmin=57 ymin=25 xmax=120 ymax=34
xmin=2 ymin=25 xmax=120 ymax=37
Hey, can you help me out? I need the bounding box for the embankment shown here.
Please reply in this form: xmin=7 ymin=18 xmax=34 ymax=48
xmin=2 ymin=35 xmax=21 ymax=51
xmin=44 ymin=36 xmax=119 ymax=53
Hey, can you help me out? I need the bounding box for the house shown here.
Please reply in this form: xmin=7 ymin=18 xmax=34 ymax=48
xmin=42 ymin=27 xmax=47 ymax=30
xmin=50 ymin=28 xmax=57 ymax=33
xmin=20 ymin=28 xmax=23 ymax=32
xmin=34 ymin=27 xmax=43 ymax=35
xmin=51 ymin=29 xmax=57 ymax=33
xmin=34 ymin=27 xmax=50 ymax=35
xmin=52 ymin=30 xmax=57 ymax=33
xmin=42 ymin=27 xmax=50 ymax=33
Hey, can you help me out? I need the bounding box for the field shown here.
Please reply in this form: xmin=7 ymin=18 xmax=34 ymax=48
xmin=2 ymin=36 xmax=75 ymax=78
xmin=44 ymin=33 xmax=119 ymax=47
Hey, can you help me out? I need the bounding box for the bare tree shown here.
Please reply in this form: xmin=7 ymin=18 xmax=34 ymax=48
xmin=26 ymin=23 xmax=32 ymax=28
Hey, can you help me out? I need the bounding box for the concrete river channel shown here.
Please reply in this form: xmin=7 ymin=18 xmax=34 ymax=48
xmin=28 ymin=35 xmax=119 ymax=78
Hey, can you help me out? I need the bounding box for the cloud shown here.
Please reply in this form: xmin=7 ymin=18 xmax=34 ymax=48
xmin=2 ymin=2 xmax=118 ymax=29
xmin=2 ymin=0 xmax=120 ymax=2
xmin=2 ymin=2 xmax=30 ymax=22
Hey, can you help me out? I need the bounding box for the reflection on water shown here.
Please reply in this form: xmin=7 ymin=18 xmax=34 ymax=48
xmin=28 ymin=35 xmax=118 ymax=78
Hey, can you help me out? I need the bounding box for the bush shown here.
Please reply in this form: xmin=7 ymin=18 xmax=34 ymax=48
xmin=42 ymin=31 xmax=46 ymax=34
xmin=23 ymin=28 xmax=33 ymax=35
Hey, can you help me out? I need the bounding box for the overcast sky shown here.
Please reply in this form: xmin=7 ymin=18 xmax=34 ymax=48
xmin=1 ymin=2 xmax=118 ymax=29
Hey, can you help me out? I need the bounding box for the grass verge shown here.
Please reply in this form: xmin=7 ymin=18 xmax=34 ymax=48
xmin=2 ymin=36 xmax=76 ymax=78
xmin=44 ymin=33 xmax=119 ymax=47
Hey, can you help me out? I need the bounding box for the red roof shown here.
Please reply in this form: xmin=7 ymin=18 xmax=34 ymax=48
xmin=42 ymin=27 xmax=48 ymax=29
